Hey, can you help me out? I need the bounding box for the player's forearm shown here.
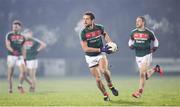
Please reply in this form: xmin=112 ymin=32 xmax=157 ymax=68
xmin=6 ymin=40 xmax=14 ymax=52
xmin=153 ymin=38 xmax=159 ymax=47
xmin=128 ymin=39 xmax=134 ymax=47
xmin=37 ymin=43 xmax=46 ymax=52
xmin=151 ymin=37 xmax=159 ymax=53
xmin=37 ymin=40 xmax=46 ymax=51
xmin=83 ymin=47 xmax=100 ymax=53
xmin=6 ymin=45 xmax=14 ymax=52
xmin=104 ymin=32 xmax=112 ymax=43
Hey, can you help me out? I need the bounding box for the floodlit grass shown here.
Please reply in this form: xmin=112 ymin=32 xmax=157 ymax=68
xmin=0 ymin=76 xmax=180 ymax=106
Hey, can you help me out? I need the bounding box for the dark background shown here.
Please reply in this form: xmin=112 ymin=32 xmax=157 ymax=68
xmin=0 ymin=0 xmax=179 ymax=76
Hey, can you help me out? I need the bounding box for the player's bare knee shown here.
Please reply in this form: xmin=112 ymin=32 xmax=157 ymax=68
xmin=7 ymin=76 xmax=12 ymax=81
xmin=95 ymin=76 xmax=102 ymax=83
xmin=140 ymin=71 xmax=145 ymax=78
xmin=99 ymin=67 xmax=108 ymax=74
xmin=140 ymin=65 xmax=147 ymax=73
xmin=19 ymin=73 xmax=25 ymax=79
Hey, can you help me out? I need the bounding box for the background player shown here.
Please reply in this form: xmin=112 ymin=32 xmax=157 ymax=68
xmin=128 ymin=16 xmax=164 ymax=98
xmin=5 ymin=20 xmax=32 ymax=93
xmin=23 ymin=29 xmax=46 ymax=92
xmin=79 ymin=12 xmax=118 ymax=101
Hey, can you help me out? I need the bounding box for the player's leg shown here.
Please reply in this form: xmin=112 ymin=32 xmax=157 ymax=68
xmin=21 ymin=58 xmax=32 ymax=86
xmin=32 ymin=60 xmax=38 ymax=91
xmin=90 ymin=66 xmax=110 ymax=101
xmin=85 ymin=55 xmax=109 ymax=101
xmin=26 ymin=60 xmax=37 ymax=92
xmin=132 ymin=65 xmax=146 ymax=98
xmin=17 ymin=57 xmax=32 ymax=93
xmin=99 ymin=55 xmax=118 ymax=96
xmin=144 ymin=54 xmax=163 ymax=80
xmin=139 ymin=62 xmax=148 ymax=90
xmin=132 ymin=56 xmax=148 ymax=98
xmin=7 ymin=55 xmax=16 ymax=93
xmin=28 ymin=68 xmax=36 ymax=92
xmin=7 ymin=66 xmax=14 ymax=93
xmin=17 ymin=63 xmax=26 ymax=93
xmin=144 ymin=53 xmax=154 ymax=79
xmin=146 ymin=65 xmax=164 ymax=79
xmin=24 ymin=69 xmax=33 ymax=87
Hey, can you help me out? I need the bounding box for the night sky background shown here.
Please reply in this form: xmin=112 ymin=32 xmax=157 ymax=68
xmin=0 ymin=0 xmax=179 ymax=58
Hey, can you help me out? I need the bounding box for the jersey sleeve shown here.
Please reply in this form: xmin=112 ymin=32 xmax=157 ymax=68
xmin=5 ymin=32 xmax=10 ymax=41
xmin=149 ymin=31 xmax=155 ymax=41
xmin=33 ymin=38 xmax=43 ymax=48
xmin=34 ymin=40 xmax=40 ymax=47
xmin=128 ymin=31 xmax=135 ymax=47
xmin=149 ymin=30 xmax=159 ymax=47
xmin=79 ymin=30 xmax=86 ymax=41
xmin=100 ymin=25 xmax=105 ymax=35
xmin=22 ymin=36 xmax=26 ymax=45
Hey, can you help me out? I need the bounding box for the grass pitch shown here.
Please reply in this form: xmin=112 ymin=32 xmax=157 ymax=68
xmin=0 ymin=76 xmax=180 ymax=106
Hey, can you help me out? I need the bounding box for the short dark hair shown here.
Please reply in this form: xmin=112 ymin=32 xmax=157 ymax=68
xmin=12 ymin=20 xmax=22 ymax=26
xmin=137 ymin=16 xmax=146 ymax=23
xmin=84 ymin=11 xmax=95 ymax=20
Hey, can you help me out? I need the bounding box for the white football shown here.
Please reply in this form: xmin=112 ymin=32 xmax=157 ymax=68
xmin=106 ymin=42 xmax=118 ymax=53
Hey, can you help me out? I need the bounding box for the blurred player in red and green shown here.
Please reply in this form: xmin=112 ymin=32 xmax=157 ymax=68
xmin=128 ymin=16 xmax=164 ymax=98
xmin=5 ymin=20 xmax=32 ymax=93
xmin=23 ymin=29 xmax=46 ymax=92
xmin=79 ymin=11 xmax=118 ymax=101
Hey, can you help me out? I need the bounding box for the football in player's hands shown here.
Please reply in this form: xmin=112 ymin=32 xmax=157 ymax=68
xmin=101 ymin=45 xmax=112 ymax=54
xmin=106 ymin=42 xmax=118 ymax=53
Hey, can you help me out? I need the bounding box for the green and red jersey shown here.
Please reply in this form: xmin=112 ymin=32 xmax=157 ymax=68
xmin=23 ymin=38 xmax=40 ymax=60
xmin=6 ymin=31 xmax=25 ymax=56
xmin=80 ymin=24 xmax=104 ymax=56
xmin=130 ymin=28 xmax=156 ymax=57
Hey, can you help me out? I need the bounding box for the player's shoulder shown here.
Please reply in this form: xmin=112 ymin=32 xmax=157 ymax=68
xmin=145 ymin=27 xmax=155 ymax=35
xmin=130 ymin=28 xmax=138 ymax=33
xmin=95 ymin=23 xmax=104 ymax=29
xmin=80 ymin=27 xmax=86 ymax=35
xmin=6 ymin=31 xmax=14 ymax=35
xmin=33 ymin=37 xmax=41 ymax=43
xmin=81 ymin=27 xmax=86 ymax=31
xmin=145 ymin=27 xmax=154 ymax=33
xmin=5 ymin=31 xmax=14 ymax=38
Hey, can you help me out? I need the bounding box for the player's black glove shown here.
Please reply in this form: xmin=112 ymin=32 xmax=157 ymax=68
xmin=151 ymin=47 xmax=158 ymax=53
xmin=100 ymin=45 xmax=112 ymax=54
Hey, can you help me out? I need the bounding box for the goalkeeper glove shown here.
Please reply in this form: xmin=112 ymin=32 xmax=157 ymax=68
xmin=100 ymin=45 xmax=112 ymax=54
xmin=151 ymin=47 xmax=158 ymax=53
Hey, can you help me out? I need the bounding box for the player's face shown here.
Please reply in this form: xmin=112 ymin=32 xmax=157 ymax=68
xmin=83 ymin=15 xmax=93 ymax=27
xmin=12 ymin=24 xmax=21 ymax=32
xmin=25 ymin=31 xmax=33 ymax=39
xmin=136 ymin=17 xmax=144 ymax=29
